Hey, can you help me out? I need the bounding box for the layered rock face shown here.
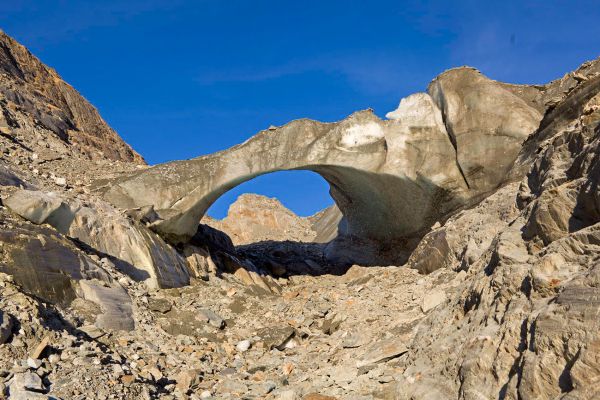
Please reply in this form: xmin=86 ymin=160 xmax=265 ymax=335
xmin=4 ymin=189 xmax=190 ymax=289
xmin=101 ymin=72 xmax=543 ymax=245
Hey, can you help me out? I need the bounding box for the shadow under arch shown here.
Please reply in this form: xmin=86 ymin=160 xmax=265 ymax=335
xmin=190 ymin=165 xmax=461 ymax=274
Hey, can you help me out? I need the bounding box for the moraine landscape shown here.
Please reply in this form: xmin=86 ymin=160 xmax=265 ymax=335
xmin=0 ymin=3 xmax=600 ymax=399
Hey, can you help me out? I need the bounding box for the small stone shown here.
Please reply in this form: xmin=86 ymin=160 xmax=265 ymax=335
xmin=29 ymin=336 xmax=50 ymax=359
xmin=121 ymin=374 xmax=135 ymax=385
xmin=200 ymin=391 xmax=212 ymax=398
xmin=147 ymin=366 xmax=163 ymax=381
xmin=48 ymin=354 xmax=60 ymax=364
xmin=251 ymin=370 xmax=266 ymax=381
xmin=282 ymin=362 xmax=294 ymax=375
xmin=54 ymin=176 xmax=66 ymax=186
xmin=257 ymin=326 xmax=295 ymax=350
xmin=421 ymin=289 xmax=447 ymax=312
xmin=26 ymin=358 xmax=42 ymax=369
xmin=259 ymin=381 xmax=277 ymax=395
xmin=176 ymin=369 xmax=200 ymax=393
xmin=282 ymin=291 xmax=300 ymax=301
xmin=79 ymin=325 xmax=105 ymax=339
xmin=199 ymin=309 xmax=225 ymax=329
xmin=236 ymin=340 xmax=251 ymax=352
xmin=112 ymin=364 xmax=124 ymax=377
xmin=12 ymin=372 xmax=45 ymax=392
xmin=148 ymin=298 xmax=172 ymax=313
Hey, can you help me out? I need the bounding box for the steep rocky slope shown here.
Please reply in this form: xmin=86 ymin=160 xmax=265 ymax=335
xmin=0 ymin=30 xmax=144 ymax=165
xmin=0 ymin=30 xmax=600 ymax=400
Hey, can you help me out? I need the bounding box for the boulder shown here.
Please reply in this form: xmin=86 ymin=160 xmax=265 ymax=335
xmin=5 ymin=189 xmax=189 ymax=289
xmin=0 ymin=223 xmax=112 ymax=304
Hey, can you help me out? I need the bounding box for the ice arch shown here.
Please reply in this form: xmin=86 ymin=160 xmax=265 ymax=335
xmin=101 ymin=68 xmax=542 ymax=245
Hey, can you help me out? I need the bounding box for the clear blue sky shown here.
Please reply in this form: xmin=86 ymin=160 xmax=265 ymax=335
xmin=1 ymin=1 xmax=599 ymax=218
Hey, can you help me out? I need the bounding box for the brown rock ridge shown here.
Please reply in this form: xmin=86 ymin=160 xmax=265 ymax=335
xmin=0 ymin=30 xmax=144 ymax=164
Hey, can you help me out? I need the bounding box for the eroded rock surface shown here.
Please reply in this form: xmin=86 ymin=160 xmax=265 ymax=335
xmin=396 ymin=64 xmax=600 ymax=399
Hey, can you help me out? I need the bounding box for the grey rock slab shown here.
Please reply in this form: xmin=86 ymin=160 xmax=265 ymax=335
xmin=5 ymin=189 xmax=190 ymax=290
xmin=0 ymin=310 xmax=14 ymax=344
xmin=8 ymin=390 xmax=51 ymax=400
xmin=10 ymin=372 xmax=45 ymax=392
xmin=357 ymin=337 xmax=408 ymax=368
xmin=0 ymin=224 xmax=111 ymax=305
xmin=78 ymin=279 xmax=135 ymax=331
xmin=198 ymin=309 xmax=225 ymax=329
xmin=257 ymin=326 xmax=295 ymax=350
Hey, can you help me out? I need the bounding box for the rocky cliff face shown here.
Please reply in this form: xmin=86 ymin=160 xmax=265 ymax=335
xmin=0 ymin=31 xmax=600 ymax=400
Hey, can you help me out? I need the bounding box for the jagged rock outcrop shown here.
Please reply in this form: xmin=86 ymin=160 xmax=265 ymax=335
xmin=396 ymin=61 xmax=600 ymax=399
xmin=100 ymin=71 xmax=544 ymax=246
